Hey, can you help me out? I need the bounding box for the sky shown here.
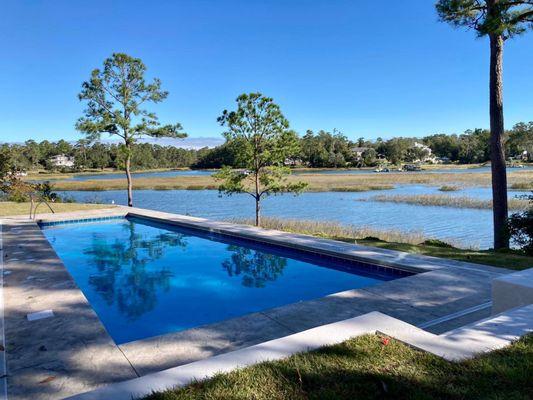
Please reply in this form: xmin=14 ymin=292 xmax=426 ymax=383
xmin=0 ymin=0 xmax=532 ymax=146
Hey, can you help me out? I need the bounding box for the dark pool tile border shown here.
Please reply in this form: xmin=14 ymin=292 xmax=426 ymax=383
xmin=126 ymin=215 xmax=413 ymax=280
xmin=35 ymin=208 xmax=423 ymax=276
xmin=38 ymin=215 xmax=125 ymax=227
xmin=126 ymin=210 xmax=437 ymax=274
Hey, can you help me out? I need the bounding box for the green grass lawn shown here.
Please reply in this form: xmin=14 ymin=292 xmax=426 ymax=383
xmin=146 ymin=334 xmax=533 ymax=400
xmin=357 ymin=238 xmax=532 ymax=271
xmin=0 ymin=201 xmax=114 ymax=217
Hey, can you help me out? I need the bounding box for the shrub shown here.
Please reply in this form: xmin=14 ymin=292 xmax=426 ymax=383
xmin=421 ymin=239 xmax=454 ymax=248
xmin=507 ymin=192 xmax=533 ymax=255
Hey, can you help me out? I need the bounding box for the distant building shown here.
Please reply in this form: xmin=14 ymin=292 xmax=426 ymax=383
xmin=436 ymin=156 xmax=452 ymax=164
xmin=49 ymin=154 xmax=74 ymax=168
xmin=412 ymin=142 xmax=437 ymax=163
xmin=284 ymin=157 xmax=303 ymax=166
xmin=351 ymin=146 xmax=370 ymax=161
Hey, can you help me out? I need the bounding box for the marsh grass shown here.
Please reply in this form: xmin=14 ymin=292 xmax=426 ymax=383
xmin=231 ymin=217 xmax=532 ymax=269
xmin=45 ymin=169 xmax=533 ymax=192
xmin=231 ymin=217 xmax=448 ymax=246
xmin=49 ymin=176 xmax=395 ymax=192
xmin=365 ymin=194 xmax=530 ymax=210
xmin=511 ymin=182 xmax=533 ymax=190
xmin=438 ymin=185 xmax=460 ymax=191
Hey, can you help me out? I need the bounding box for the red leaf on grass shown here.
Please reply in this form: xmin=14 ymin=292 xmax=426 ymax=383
xmin=39 ymin=376 xmax=56 ymax=384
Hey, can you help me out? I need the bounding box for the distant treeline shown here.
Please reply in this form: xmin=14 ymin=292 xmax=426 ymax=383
xmin=1 ymin=122 xmax=531 ymax=171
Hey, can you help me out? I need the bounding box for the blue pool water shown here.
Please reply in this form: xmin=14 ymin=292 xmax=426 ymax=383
xmin=41 ymin=216 xmax=408 ymax=344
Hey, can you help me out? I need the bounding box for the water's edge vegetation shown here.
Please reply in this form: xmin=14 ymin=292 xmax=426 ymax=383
xmin=233 ymin=217 xmax=532 ymax=270
xmin=364 ymin=194 xmax=530 ymax=210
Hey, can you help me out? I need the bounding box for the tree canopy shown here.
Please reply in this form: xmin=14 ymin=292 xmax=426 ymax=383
xmin=214 ymin=93 xmax=307 ymax=226
xmin=76 ymin=53 xmax=186 ymax=205
xmin=436 ymin=0 xmax=533 ymax=38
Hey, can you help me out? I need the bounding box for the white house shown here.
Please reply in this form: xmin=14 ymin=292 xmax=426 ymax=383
xmin=412 ymin=142 xmax=438 ymax=163
xmin=49 ymin=154 xmax=75 ymax=168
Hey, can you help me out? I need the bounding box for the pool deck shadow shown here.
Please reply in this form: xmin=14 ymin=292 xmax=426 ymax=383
xmin=0 ymin=207 xmax=513 ymax=399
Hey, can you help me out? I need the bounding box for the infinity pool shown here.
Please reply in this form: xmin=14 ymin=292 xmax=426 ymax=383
xmin=41 ymin=216 xmax=410 ymax=344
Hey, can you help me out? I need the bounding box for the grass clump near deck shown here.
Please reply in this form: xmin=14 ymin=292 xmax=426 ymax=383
xmin=234 ymin=217 xmax=532 ymax=270
xmin=0 ymin=201 xmax=114 ymax=217
xmin=145 ymin=334 xmax=533 ymax=400
xmin=365 ymin=194 xmax=530 ymax=210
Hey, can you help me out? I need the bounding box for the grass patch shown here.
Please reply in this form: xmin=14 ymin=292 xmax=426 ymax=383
xmin=326 ymin=185 xmax=394 ymax=192
xmin=0 ymin=201 xmax=115 ymax=217
xmin=511 ymin=182 xmax=533 ymax=190
xmin=438 ymin=185 xmax=459 ymax=192
xmin=232 ymin=217 xmax=430 ymax=246
xmin=23 ymin=167 xmax=186 ymax=181
xmin=145 ymin=333 xmax=533 ymax=400
xmin=365 ymin=194 xmax=529 ymax=210
xmin=234 ymin=217 xmax=532 ymax=270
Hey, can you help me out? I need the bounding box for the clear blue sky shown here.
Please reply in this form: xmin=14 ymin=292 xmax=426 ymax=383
xmin=1 ymin=0 xmax=532 ymax=144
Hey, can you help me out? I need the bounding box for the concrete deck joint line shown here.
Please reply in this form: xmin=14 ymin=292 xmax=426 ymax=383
xmin=258 ymin=311 xmax=298 ymax=334
xmin=418 ymin=301 xmax=493 ymax=329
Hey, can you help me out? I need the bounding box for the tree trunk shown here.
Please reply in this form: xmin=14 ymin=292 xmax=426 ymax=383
xmin=125 ymin=150 xmax=134 ymax=207
xmin=489 ymin=33 xmax=509 ymax=249
xmin=255 ymin=196 xmax=261 ymax=227
xmin=254 ymin=171 xmax=260 ymax=226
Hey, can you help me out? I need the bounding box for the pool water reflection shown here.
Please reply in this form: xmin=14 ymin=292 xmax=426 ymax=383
xmin=41 ymin=217 xmax=405 ymax=344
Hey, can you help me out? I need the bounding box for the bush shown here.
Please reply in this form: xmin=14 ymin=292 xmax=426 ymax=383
xmin=421 ymin=239 xmax=454 ymax=248
xmin=507 ymin=192 xmax=533 ymax=255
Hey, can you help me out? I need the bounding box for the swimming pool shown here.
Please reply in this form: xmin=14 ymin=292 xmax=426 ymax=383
xmin=40 ymin=216 xmax=411 ymax=344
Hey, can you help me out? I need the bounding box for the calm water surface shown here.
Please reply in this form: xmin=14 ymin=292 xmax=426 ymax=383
xmin=42 ymin=217 xmax=399 ymax=343
xmin=59 ymin=185 xmax=529 ymax=249
xmin=57 ymin=165 xmax=533 ymax=180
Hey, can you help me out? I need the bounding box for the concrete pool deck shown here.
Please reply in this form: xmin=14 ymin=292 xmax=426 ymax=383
xmin=0 ymin=207 xmax=515 ymax=399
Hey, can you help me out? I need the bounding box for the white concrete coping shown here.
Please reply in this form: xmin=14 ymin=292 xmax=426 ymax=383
xmin=67 ymin=305 xmax=533 ymax=400
xmin=492 ymin=268 xmax=533 ymax=315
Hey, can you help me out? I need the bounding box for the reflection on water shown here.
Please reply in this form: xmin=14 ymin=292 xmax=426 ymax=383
xmin=59 ymin=185 xmax=531 ymax=249
xmin=42 ymin=218 xmax=389 ymax=343
xmin=84 ymin=223 xmax=187 ymax=320
xmin=222 ymin=245 xmax=287 ymax=288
